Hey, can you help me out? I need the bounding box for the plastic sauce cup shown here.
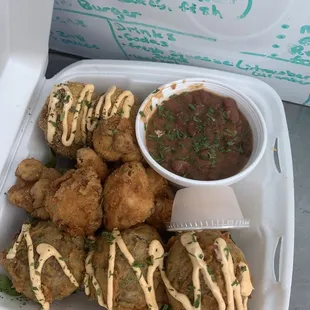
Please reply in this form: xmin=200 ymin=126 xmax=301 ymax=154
xmin=136 ymin=78 xmax=267 ymax=188
xmin=166 ymin=186 xmax=250 ymax=231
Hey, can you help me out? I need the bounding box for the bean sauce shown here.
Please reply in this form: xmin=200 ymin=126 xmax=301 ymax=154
xmin=146 ymin=89 xmax=253 ymax=181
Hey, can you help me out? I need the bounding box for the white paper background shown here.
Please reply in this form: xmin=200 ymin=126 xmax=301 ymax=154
xmin=50 ymin=0 xmax=310 ymax=105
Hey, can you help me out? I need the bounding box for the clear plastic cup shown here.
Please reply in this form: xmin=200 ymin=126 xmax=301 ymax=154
xmin=166 ymin=186 xmax=250 ymax=231
xmin=135 ymin=78 xmax=267 ymax=188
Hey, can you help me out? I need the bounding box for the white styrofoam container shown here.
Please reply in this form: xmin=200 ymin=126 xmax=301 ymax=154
xmin=0 ymin=60 xmax=294 ymax=310
xmin=49 ymin=0 xmax=310 ymax=105
xmin=0 ymin=1 xmax=294 ymax=309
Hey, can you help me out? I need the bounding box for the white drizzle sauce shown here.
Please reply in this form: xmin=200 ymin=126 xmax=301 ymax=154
xmin=6 ymin=224 xmax=79 ymax=310
xmin=86 ymin=86 xmax=135 ymax=132
xmin=85 ymin=231 xmax=253 ymax=310
xmin=47 ymin=84 xmax=95 ymax=146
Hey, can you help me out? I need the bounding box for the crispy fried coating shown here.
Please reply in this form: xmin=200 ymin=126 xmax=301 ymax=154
xmin=45 ymin=167 xmax=103 ymax=236
xmin=88 ymin=224 xmax=167 ymax=310
xmin=0 ymin=221 xmax=85 ymax=304
xmin=93 ymin=116 xmax=142 ymax=163
xmin=15 ymin=158 xmax=44 ymax=182
xmin=103 ymin=162 xmax=154 ymax=231
xmin=8 ymin=159 xmax=61 ymax=219
xmin=38 ymin=82 xmax=91 ymax=158
xmin=76 ymin=147 xmax=109 ymax=182
xmin=145 ymin=168 xmax=174 ymax=230
xmin=166 ymin=230 xmax=248 ymax=310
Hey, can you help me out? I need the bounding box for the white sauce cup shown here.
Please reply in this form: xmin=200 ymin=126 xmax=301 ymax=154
xmin=135 ymin=78 xmax=267 ymax=188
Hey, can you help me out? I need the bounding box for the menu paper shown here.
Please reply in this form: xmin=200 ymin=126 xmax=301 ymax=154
xmin=50 ymin=0 xmax=310 ymax=105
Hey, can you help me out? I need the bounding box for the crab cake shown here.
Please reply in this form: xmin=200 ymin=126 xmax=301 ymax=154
xmin=0 ymin=221 xmax=85 ymax=309
xmin=85 ymin=224 xmax=167 ymax=310
xmin=39 ymin=82 xmax=95 ymax=158
xmin=165 ymin=230 xmax=254 ymax=310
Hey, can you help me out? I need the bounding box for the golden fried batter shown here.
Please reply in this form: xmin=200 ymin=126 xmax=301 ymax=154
xmin=103 ymin=162 xmax=154 ymax=231
xmin=93 ymin=116 xmax=141 ymax=163
xmin=8 ymin=159 xmax=61 ymax=219
xmin=15 ymin=158 xmax=44 ymax=182
xmin=145 ymin=168 xmax=174 ymax=230
xmin=76 ymin=147 xmax=109 ymax=182
xmin=45 ymin=167 xmax=103 ymax=236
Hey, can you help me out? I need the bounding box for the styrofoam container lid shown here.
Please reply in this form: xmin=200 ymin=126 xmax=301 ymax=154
xmin=166 ymin=186 xmax=250 ymax=231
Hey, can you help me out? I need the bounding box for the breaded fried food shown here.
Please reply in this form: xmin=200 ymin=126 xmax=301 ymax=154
xmin=103 ymin=162 xmax=154 ymax=231
xmin=85 ymin=224 xmax=167 ymax=310
xmin=166 ymin=230 xmax=254 ymax=310
xmin=76 ymin=147 xmax=109 ymax=182
xmin=39 ymin=82 xmax=95 ymax=158
xmin=8 ymin=158 xmax=61 ymax=219
xmin=92 ymin=86 xmax=141 ymax=162
xmin=145 ymin=168 xmax=174 ymax=230
xmin=45 ymin=167 xmax=103 ymax=236
xmin=0 ymin=221 xmax=85 ymax=309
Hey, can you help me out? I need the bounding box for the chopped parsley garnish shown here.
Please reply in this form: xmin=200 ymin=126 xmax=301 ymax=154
xmin=152 ymin=88 xmax=160 ymax=94
xmin=199 ymin=254 xmax=204 ymax=259
xmin=227 ymin=141 xmax=235 ymax=146
xmin=139 ymin=111 xmax=146 ymax=117
xmin=48 ymin=120 xmax=57 ymax=127
xmin=224 ymin=247 xmax=230 ymax=260
xmin=224 ymin=128 xmax=235 ymax=136
xmin=102 ymin=231 xmax=115 ymax=244
xmin=237 ymin=145 xmax=244 ymax=153
xmin=146 ymin=255 xmax=154 ymax=266
xmin=148 ymin=286 xmax=152 ymax=292
xmin=132 ymin=261 xmax=145 ymax=268
xmin=109 ymin=271 xmax=114 ymax=278
xmin=241 ymin=265 xmax=247 ymax=273
xmin=96 ymin=288 xmax=102 ymax=296
xmin=189 ymin=104 xmax=196 ymax=111
xmin=193 ymin=115 xmax=202 ymax=123
xmin=187 ymin=284 xmax=195 ymax=292
xmin=60 ymin=112 xmax=65 ymax=121
xmin=70 ymin=106 xmax=78 ymax=113
xmin=161 ymin=304 xmax=171 ymax=310
xmin=169 ymin=94 xmax=178 ymax=99
xmin=207 ymin=267 xmax=216 ymax=281
xmin=231 ymin=279 xmax=239 ymax=286
xmin=193 ymin=294 xmax=201 ymax=308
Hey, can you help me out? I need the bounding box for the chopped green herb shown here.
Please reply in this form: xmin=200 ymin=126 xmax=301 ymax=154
xmin=48 ymin=120 xmax=57 ymax=127
xmin=207 ymin=267 xmax=216 ymax=282
xmin=208 ymin=107 xmax=215 ymax=114
xmin=150 ymin=105 xmax=153 ymax=111
xmin=207 ymin=114 xmax=216 ymax=122
xmin=152 ymin=88 xmax=160 ymax=94
xmin=227 ymin=141 xmax=235 ymax=146
xmin=169 ymin=94 xmax=178 ymax=99
xmin=189 ymin=104 xmax=196 ymax=111
xmin=102 ymin=231 xmax=115 ymax=244
xmin=231 ymin=279 xmax=239 ymax=286
xmin=237 ymin=145 xmax=244 ymax=153
xmin=199 ymin=254 xmax=204 ymax=259
xmin=59 ymin=256 xmax=68 ymax=262
xmin=193 ymin=115 xmax=202 ymax=123
xmin=60 ymin=112 xmax=65 ymax=121
xmin=224 ymin=247 xmax=230 ymax=260
xmin=193 ymin=294 xmax=201 ymax=308
xmin=139 ymin=111 xmax=146 ymax=117
xmin=146 ymin=255 xmax=154 ymax=266
xmin=31 ymin=286 xmax=39 ymax=291
xmin=148 ymin=286 xmax=152 ymax=292
xmin=70 ymin=106 xmax=78 ymax=113
xmin=187 ymin=284 xmax=195 ymax=292
xmin=117 ymin=109 xmax=124 ymax=116
xmin=109 ymin=271 xmax=114 ymax=278
xmin=111 ymin=129 xmax=119 ymax=135
xmin=96 ymin=288 xmax=102 ymax=296
xmin=241 ymin=265 xmax=247 ymax=273
xmin=161 ymin=304 xmax=171 ymax=310
xmin=144 ymin=123 xmax=147 ymax=131
xmin=224 ymin=128 xmax=235 ymax=136
xmin=0 ymin=274 xmax=20 ymax=296
xmin=132 ymin=261 xmax=145 ymax=268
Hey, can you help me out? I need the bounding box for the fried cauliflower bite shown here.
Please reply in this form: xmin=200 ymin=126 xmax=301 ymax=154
xmin=92 ymin=86 xmax=141 ymax=163
xmin=45 ymin=167 xmax=103 ymax=236
xmin=76 ymin=147 xmax=109 ymax=182
xmin=145 ymin=168 xmax=174 ymax=230
xmin=8 ymin=159 xmax=61 ymax=219
xmin=39 ymin=82 xmax=95 ymax=159
xmin=103 ymin=162 xmax=154 ymax=231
